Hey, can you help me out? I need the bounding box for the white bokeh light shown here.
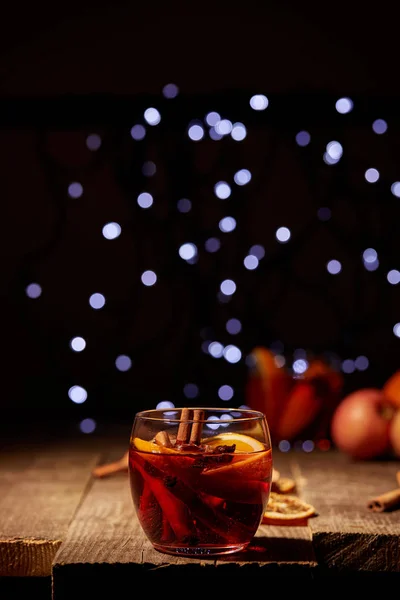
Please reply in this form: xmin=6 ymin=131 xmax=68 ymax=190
xmin=130 ymin=125 xmax=146 ymax=140
xmin=188 ymin=124 xmax=204 ymax=141
xmin=68 ymin=385 xmax=87 ymax=404
xmin=26 ymin=283 xmax=42 ymax=299
xmin=214 ymin=181 xmax=231 ymax=199
xmin=303 ymin=440 xmax=315 ymax=453
xmin=156 ymin=401 xmax=175 ymax=410
xmin=86 ymin=134 xmax=101 ymax=151
xmin=363 ymin=248 xmax=377 ymax=263
xmin=68 ymin=182 xmax=83 ymax=199
xmin=144 ymin=107 xmax=161 ymax=126
xmin=342 ymin=359 xmax=356 ymax=374
xmin=219 ymin=217 xmax=236 ymax=233
xmin=231 ymin=123 xmax=247 ymax=141
xmin=244 ymin=255 xmax=259 ymax=270
xmin=141 ymin=270 xmax=157 ymax=286
xmin=394 ymin=323 xmax=400 ymax=338
xmin=89 ymin=293 xmax=105 ymax=309
xmin=335 ymin=97 xmax=353 ymax=114
xmin=279 ymin=440 xmax=291 ymax=452
xmin=323 ymin=152 xmax=340 ymax=165
xmin=387 ymin=269 xmax=400 ymax=285
xmin=220 ymin=279 xmax=236 ymax=295
xmin=355 ymin=356 xmax=369 ymax=371
xmin=70 ymin=337 xmax=86 ymax=352
xmin=293 ymin=359 xmax=309 ymax=374
xmin=218 ymin=385 xmax=234 ymax=401
xmin=115 ymin=355 xmax=132 ymax=371
xmin=206 ymin=415 xmax=220 ymax=430
xmin=391 ymin=182 xmax=400 ymax=197
xmin=364 ymin=260 xmax=379 ymax=272
xmin=209 ymin=127 xmax=223 ymax=141
xmin=250 ymin=94 xmax=269 ymax=110
xmin=102 ymin=222 xmax=121 ymax=240
xmin=208 ymin=342 xmax=224 ymax=358
xmin=234 ymin=169 xmax=251 ymax=185
xmin=137 ymin=192 xmax=153 ymax=209
xmin=177 ymin=198 xmax=191 ymax=213
xmin=276 ymin=227 xmax=291 ymax=243
xmin=365 ymin=168 xmax=379 ymax=183
xmin=372 ymin=119 xmax=387 ymax=134
xmin=205 ymin=112 xmax=220 ymax=126
xmin=326 ymin=141 xmax=343 ymax=160
xmin=179 ymin=243 xmax=197 ymax=261
xmin=327 ymin=259 xmax=342 ymax=275
xmin=295 ymin=131 xmax=311 ymax=147
xmin=223 ymin=345 xmax=242 ymax=364
xmin=215 ymin=119 xmax=232 ymax=136
xmin=80 ymin=418 xmax=96 ymax=434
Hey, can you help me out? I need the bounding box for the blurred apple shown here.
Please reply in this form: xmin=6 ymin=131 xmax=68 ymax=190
xmin=383 ymin=370 xmax=400 ymax=409
xmin=330 ymin=388 xmax=394 ymax=459
xmin=389 ymin=409 xmax=400 ymax=458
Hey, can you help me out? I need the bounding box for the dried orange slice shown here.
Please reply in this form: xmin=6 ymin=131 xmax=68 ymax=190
xmin=272 ymin=477 xmax=296 ymax=494
xmin=132 ymin=437 xmax=178 ymax=454
xmin=203 ymin=432 xmax=266 ymax=452
xmin=262 ymin=492 xmax=316 ymax=525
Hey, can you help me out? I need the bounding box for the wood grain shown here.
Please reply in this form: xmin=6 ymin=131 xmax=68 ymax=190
xmin=0 ymin=442 xmax=100 ymax=576
xmin=290 ymin=451 xmax=400 ymax=572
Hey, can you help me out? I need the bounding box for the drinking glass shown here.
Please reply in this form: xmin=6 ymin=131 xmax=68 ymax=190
xmin=129 ymin=407 xmax=272 ymax=557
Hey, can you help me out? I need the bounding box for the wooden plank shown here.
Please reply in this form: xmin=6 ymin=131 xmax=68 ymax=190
xmin=290 ymin=450 xmax=400 ymax=573
xmin=0 ymin=441 xmax=100 ymax=577
xmin=52 ymin=449 xmax=316 ymax=599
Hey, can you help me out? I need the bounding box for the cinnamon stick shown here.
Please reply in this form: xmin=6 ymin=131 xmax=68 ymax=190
xmin=396 ymin=470 xmax=400 ymax=488
xmin=367 ymin=488 xmax=400 ymax=512
xmin=92 ymin=451 xmax=128 ymax=478
xmin=189 ymin=409 xmax=204 ymax=445
xmin=176 ymin=407 xmax=193 ymax=445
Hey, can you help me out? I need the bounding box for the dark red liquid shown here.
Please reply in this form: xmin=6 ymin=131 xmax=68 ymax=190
xmin=129 ymin=444 xmax=272 ymax=555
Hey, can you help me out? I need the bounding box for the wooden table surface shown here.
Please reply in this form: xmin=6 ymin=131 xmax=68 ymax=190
xmin=1 ymin=431 xmax=400 ymax=598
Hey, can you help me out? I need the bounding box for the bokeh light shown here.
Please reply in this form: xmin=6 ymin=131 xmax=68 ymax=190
xmin=68 ymin=385 xmax=87 ymax=404
xmin=142 ymin=161 xmax=156 ymax=177
xmin=250 ymin=244 xmax=265 ymax=259
xmin=293 ymin=359 xmax=308 ymax=374
xmin=250 ymin=94 xmax=269 ymax=110
xmin=223 ymin=345 xmax=242 ymax=364
xmin=317 ymin=207 xmax=331 ymax=221
xmin=226 ymin=318 xmax=242 ymax=335
xmin=205 ymin=237 xmax=221 ymax=253
xmin=162 ymin=83 xmax=179 ymax=98
xmin=183 ymin=383 xmax=199 ymax=399
xmin=218 ymin=385 xmax=234 ymax=401
xmin=365 ymin=168 xmax=379 ymax=183
xmin=102 ymin=222 xmax=121 ymax=240
xmin=391 ymin=182 xmax=400 ymax=197
xmin=302 ymin=440 xmax=315 ymax=452
xmin=141 ymin=270 xmax=157 ymax=286
xmin=278 ymin=440 xmax=290 ymax=452
xmin=341 ymin=359 xmax=356 ymax=373
xmin=231 ymin=123 xmax=247 ymax=141
xmin=335 ymin=97 xmax=353 ymax=114
xmin=326 ymin=141 xmax=343 ymax=160
xmin=244 ymin=255 xmax=259 ymax=270
xmin=188 ymin=123 xmax=205 ymax=141
xmin=220 ymin=279 xmax=236 ymax=295
xmin=295 ymin=131 xmax=311 ymax=147
xmin=156 ymin=401 xmax=175 ymax=410
xmin=363 ymin=248 xmax=378 ymax=263
xmin=26 ymin=283 xmax=42 ymax=299
xmin=214 ymin=181 xmax=231 ymax=199
xmin=86 ymin=134 xmax=101 ymax=151
xmin=327 ymin=259 xmax=342 ymax=275
xmin=80 ymin=418 xmax=96 ymax=434
xmin=206 ymin=416 xmax=220 ymax=430
xmin=387 ymin=269 xmax=400 ymax=285
xmin=137 ymin=192 xmax=153 ymax=209
xmin=205 ymin=112 xmax=220 ymax=126
xmin=144 ymin=108 xmax=161 ymax=126
xmin=372 ymin=119 xmax=387 ymax=134
xmin=355 ymin=355 xmax=369 ymax=371
xmin=115 ymin=355 xmax=132 ymax=372
xmin=219 ymin=217 xmax=236 ymax=233
xmin=70 ymin=337 xmax=86 ymax=352
xmin=68 ymin=182 xmax=83 ymax=199
xmin=393 ymin=323 xmax=400 ymax=338
xmin=234 ymin=169 xmax=252 ymax=186
xmin=215 ymin=119 xmax=232 ymax=135
xmin=179 ymin=243 xmax=197 ymax=261
xmin=89 ymin=293 xmax=105 ymax=309
xmin=177 ymin=198 xmax=192 ymax=213
xmin=208 ymin=342 xmax=224 ymax=358
xmin=276 ymin=227 xmax=291 ymax=243
xmin=130 ymin=125 xmax=146 ymax=140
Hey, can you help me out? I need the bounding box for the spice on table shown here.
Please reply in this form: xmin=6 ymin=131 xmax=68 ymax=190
xmin=367 ymin=487 xmax=400 ymax=513
xmin=92 ymin=451 xmax=128 ymax=478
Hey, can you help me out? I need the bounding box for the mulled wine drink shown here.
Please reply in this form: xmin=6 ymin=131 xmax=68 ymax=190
xmin=129 ymin=408 xmax=272 ymax=556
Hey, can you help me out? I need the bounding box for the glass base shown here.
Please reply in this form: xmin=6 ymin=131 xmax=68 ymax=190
xmin=152 ymin=542 xmax=249 ymax=557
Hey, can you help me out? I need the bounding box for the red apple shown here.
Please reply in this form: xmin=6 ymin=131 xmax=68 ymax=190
xmin=389 ymin=408 xmax=400 ymax=458
xmin=330 ymin=388 xmax=394 ymax=459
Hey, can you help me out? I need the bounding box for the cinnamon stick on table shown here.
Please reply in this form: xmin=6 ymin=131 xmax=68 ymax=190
xmin=367 ymin=488 xmax=400 ymax=512
xmin=397 ymin=470 xmax=400 ymax=488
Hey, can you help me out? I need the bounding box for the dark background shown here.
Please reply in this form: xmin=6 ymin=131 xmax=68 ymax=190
xmin=1 ymin=1 xmax=400 ymax=435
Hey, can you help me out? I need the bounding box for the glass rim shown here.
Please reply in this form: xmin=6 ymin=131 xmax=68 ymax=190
xmin=134 ymin=407 xmax=266 ymax=424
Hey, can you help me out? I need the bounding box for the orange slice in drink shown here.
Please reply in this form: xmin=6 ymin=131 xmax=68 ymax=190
xmin=203 ymin=432 xmax=266 ymax=452
xmin=262 ymin=492 xmax=316 ymax=525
